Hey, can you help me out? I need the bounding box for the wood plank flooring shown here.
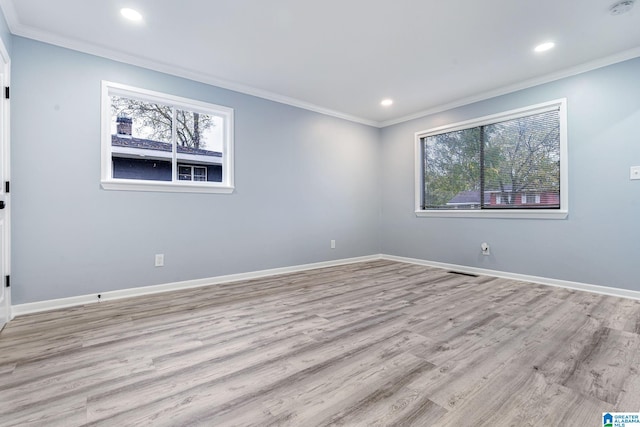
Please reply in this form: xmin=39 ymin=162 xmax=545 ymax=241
xmin=1 ymin=260 xmax=640 ymax=426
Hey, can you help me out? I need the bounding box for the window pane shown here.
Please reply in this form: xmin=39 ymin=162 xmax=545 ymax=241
xmin=110 ymin=96 xmax=173 ymax=181
xmin=483 ymin=110 xmax=560 ymax=209
xmin=178 ymin=165 xmax=192 ymax=181
xmin=423 ymin=128 xmax=481 ymax=209
xmin=193 ymin=167 xmax=207 ymax=182
xmin=176 ymin=110 xmax=224 ymax=182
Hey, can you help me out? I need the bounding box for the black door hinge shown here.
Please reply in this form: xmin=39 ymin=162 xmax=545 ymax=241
xmin=4 ymin=87 xmax=8 ymax=99
xmin=4 ymin=181 xmax=8 ymax=194
xmin=5 ymin=275 xmax=9 ymax=288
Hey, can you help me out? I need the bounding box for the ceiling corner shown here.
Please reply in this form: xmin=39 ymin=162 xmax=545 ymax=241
xmin=0 ymin=0 xmax=20 ymax=33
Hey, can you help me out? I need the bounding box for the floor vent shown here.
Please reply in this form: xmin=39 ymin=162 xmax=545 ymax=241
xmin=447 ymin=271 xmax=479 ymax=278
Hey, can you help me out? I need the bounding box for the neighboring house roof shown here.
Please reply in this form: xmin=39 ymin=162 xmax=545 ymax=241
xmin=447 ymin=190 xmax=485 ymax=205
xmin=112 ymin=135 xmax=222 ymax=157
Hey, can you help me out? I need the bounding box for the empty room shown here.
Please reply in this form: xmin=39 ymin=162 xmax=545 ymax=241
xmin=1 ymin=1 xmax=639 ymax=426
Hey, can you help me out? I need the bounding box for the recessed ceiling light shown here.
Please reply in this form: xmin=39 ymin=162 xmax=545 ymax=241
xmin=121 ymin=8 xmax=143 ymax=21
xmin=381 ymin=99 xmax=393 ymax=107
xmin=534 ymin=42 xmax=555 ymax=53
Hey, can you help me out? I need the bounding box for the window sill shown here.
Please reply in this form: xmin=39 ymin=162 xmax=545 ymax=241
xmin=101 ymin=180 xmax=234 ymax=194
xmin=415 ymin=209 xmax=568 ymax=219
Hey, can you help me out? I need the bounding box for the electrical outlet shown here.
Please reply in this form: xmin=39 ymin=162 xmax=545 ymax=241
xmin=155 ymin=254 xmax=164 ymax=267
xmin=330 ymin=240 xmax=336 ymax=249
xmin=481 ymin=243 xmax=490 ymax=256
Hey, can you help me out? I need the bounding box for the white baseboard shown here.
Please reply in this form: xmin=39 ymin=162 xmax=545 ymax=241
xmin=11 ymin=254 xmax=382 ymax=316
xmin=381 ymin=254 xmax=640 ymax=301
xmin=12 ymin=253 xmax=640 ymax=317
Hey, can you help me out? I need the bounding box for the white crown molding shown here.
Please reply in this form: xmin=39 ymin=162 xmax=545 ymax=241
xmin=380 ymin=46 xmax=640 ymax=128
xmin=2 ymin=4 xmax=639 ymax=129
xmin=12 ymin=253 xmax=640 ymax=318
xmin=0 ymin=0 xmax=19 ymax=34
xmin=2 ymin=18 xmax=379 ymax=128
xmin=11 ymin=255 xmax=382 ymax=316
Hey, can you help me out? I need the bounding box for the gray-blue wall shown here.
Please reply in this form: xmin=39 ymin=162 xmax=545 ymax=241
xmin=7 ymin=33 xmax=640 ymax=305
xmin=380 ymin=57 xmax=640 ymax=291
xmin=11 ymin=37 xmax=381 ymax=304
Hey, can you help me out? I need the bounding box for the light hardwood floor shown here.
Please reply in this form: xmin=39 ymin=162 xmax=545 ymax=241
xmin=1 ymin=260 xmax=640 ymax=426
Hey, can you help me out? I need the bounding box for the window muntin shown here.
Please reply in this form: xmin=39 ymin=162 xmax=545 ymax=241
xmin=415 ymin=99 xmax=568 ymax=219
xmin=101 ymin=81 xmax=234 ymax=193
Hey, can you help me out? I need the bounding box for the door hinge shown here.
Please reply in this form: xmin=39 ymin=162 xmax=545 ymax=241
xmin=5 ymin=275 xmax=9 ymax=288
xmin=4 ymin=181 xmax=8 ymax=193
xmin=4 ymin=86 xmax=8 ymax=100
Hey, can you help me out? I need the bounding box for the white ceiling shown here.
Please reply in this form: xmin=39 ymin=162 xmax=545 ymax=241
xmin=1 ymin=0 xmax=639 ymax=126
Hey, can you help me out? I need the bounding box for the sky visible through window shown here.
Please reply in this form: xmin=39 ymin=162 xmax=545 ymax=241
xmin=110 ymin=96 xmax=225 ymax=153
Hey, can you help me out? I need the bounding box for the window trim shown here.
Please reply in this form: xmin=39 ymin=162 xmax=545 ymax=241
xmin=414 ymin=98 xmax=568 ymax=219
xmin=101 ymin=81 xmax=234 ymax=194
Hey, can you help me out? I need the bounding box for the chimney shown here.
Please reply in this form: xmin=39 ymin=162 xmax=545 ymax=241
xmin=116 ymin=114 xmax=133 ymax=137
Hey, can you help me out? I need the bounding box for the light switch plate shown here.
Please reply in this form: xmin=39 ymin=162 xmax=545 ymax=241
xmin=631 ymin=166 xmax=640 ymax=180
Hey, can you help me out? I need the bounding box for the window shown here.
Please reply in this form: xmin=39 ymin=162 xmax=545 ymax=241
xmin=415 ymin=99 xmax=567 ymax=219
xmin=178 ymin=165 xmax=207 ymax=181
xmin=522 ymin=194 xmax=541 ymax=204
xmin=101 ymin=81 xmax=234 ymax=193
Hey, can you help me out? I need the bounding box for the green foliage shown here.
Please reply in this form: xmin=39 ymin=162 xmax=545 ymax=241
xmin=484 ymin=111 xmax=560 ymax=196
xmin=424 ymin=110 xmax=560 ymax=208
xmin=424 ymin=128 xmax=481 ymax=207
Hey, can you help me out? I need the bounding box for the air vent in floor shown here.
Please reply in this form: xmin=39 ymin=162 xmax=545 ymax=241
xmin=447 ymin=271 xmax=479 ymax=278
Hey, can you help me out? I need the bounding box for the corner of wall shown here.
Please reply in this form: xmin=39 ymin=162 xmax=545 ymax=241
xmin=0 ymin=4 xmax=13 ymax=56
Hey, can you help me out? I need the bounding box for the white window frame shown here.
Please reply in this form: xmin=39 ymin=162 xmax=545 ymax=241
xmin=101 ymin=81 xmax=234 ymax=194
xmin=178 ymin=164 xmax=207 ymax=182
xmin=414 ymin=98 xmax=568 ymax=219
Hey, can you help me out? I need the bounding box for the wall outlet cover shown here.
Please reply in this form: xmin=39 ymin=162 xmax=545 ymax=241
xmin=155 ymin=254 xmax=164 ymax=267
